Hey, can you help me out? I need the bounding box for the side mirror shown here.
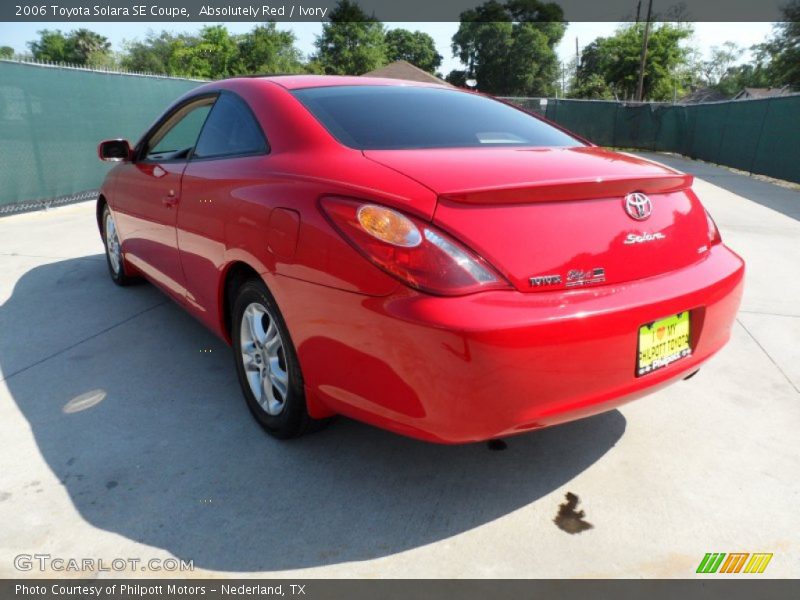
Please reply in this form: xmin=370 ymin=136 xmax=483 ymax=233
xmin=98 ymin=139 xmax=132 ymax=162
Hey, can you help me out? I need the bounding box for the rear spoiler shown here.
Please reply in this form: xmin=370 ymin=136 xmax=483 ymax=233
xmin=440 ymin=174 xmax=694 ymax=204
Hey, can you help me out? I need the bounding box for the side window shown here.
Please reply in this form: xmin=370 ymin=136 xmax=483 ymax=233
xmin=192 ymin=94 xmax=268 ymax=159
xmin=144 ymin=98 xmax=214 ymax=161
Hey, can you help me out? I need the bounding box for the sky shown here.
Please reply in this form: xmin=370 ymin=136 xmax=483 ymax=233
xmin=0 ymin=21 xmax=776 ymax=76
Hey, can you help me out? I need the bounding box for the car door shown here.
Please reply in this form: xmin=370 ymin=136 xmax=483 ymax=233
xmin=112 ymin=95 xmax=216 ymax=301
xmin=177 ymin=92 xmax=270 ymax=332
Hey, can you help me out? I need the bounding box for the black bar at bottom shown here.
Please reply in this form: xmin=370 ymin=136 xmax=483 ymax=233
xmin=2 ymin=579 xmax=799 ymax=600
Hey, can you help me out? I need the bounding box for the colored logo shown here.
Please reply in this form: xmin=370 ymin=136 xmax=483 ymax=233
xmin=696 ymin=552 xmax=773 ymax=574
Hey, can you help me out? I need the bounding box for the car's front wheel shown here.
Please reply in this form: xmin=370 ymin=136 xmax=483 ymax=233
xmin=101 ymin=204 xmax=136 ymax=286
xmin=232 ymin=278 xmax=325 ymax=438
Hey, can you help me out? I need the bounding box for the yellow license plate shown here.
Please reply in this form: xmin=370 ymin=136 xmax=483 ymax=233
xmin=637 ymin=311 xmax=691 ymax=376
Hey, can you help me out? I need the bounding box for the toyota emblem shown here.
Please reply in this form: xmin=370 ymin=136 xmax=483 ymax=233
xmin=624 ymin=192 xmax=652 ymax=220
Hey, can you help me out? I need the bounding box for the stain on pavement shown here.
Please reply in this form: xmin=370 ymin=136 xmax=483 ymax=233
xmin=554 ymin=492 xmax=593 ymax=534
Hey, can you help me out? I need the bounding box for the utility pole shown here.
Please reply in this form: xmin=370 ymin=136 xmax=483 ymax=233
xmin=636 ymin=0 xmax=641 ymax=22
xmin=575 ymin=37 xmax=579 ymax=67
xmin=636 ymin=0 xmax=653 ymax=102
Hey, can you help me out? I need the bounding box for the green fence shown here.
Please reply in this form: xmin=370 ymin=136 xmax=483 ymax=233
xmin=2 ymin=62 xmax=798 ymax=214
xmin=505 ymin=96 xmax=800 ymax=184
xmin=0 ymin=60 xmax=202 ymax=212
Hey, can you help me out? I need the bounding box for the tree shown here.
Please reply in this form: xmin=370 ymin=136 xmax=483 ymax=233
xmin=0 ymin=46 xmax=13 ymax=59
xmin=70 ymin=29 xmax=111 ymax=65
xmin=121 ymin=31 xmax=185 ymax=74
xmin=385 ymin=29 xmax=442 ymax=73
xmin=573 ymin=34 xmax=614 ymax=99
xmin=28 ymin=29 xmax=112 ymax=66
xmin=28 ymin=30 xmax=72 ymax=63
xmin=121 ymin=24 xmax=307 ymax=78
xmin=451 ymin=0 xmax=566 ymax=96
xmin=237 ymin=23 xmax=304 ymax=75
xmin=568 ymin=47 xmax=613 ymax=99
xmin=445 ymin=69 xmax=469 ymax=87
xmin=171 ymin=25 xmax=240 ymax=79
xmin=756 ymin=0 xmax=800 ymax=88
xmin=569 ymin=72 xmax=614 ymax=99
xmin=716 ymin=63 xmax=772 ymax=96
xmin=573 ymin=23 xmax=692 ymax=101
xmin=507 ymin=21 xmax=562 ymax=96
xmin=678 ymin=46 xmax=705 ymax=91
xmin=701 ymin=42 xmax=743 ymax=87
xmin=313 ymin=0 xmax=386 ymax=75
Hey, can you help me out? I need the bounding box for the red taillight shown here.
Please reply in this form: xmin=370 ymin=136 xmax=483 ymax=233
xmin=706 ymin=210 xmax=722 ymax=245
xmin=320 ymin=197 xmax=510 ymax=296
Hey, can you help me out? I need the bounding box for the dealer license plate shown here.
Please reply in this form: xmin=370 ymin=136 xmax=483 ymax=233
xmin=637 ymin=311 xmax=691 ymax=376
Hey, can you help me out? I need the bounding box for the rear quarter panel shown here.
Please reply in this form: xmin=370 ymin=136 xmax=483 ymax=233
xmin=174 ymin=80 xmax=439 ymax=339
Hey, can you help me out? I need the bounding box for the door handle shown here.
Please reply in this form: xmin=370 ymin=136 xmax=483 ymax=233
xmin=162 ymin=190 xmax=179 ymax=207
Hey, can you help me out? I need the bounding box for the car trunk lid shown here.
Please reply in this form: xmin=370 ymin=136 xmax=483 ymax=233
xmin=364 ymin=146 xmax=712 ymax=292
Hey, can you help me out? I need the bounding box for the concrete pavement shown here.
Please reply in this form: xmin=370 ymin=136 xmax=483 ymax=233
xmin=0 ymin=154 xmax=798 ymax=578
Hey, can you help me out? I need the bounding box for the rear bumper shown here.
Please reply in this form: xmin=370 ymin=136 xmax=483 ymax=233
xmin=273 ymin=244 xmax=745 ymax=443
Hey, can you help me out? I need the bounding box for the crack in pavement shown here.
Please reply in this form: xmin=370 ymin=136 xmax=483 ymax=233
xmin=736 ymin=317 xmax=800 ymax=395
xmin=0 ymin=300 xmax=168 ymax=383
xmin=739 ymin=310 xmax=800 ymax=319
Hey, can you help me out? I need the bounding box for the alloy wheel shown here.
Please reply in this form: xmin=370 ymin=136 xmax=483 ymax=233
xmin=105 ymin=212 xmax=122 ymax=275
xmin=239 ymin=302 xmax=289 ymax=416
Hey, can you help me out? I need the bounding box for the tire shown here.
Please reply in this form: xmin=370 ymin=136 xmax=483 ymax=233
xmin=101 ymin=204 xmax=136 ymax=286
xmin=231 ymin=278 xmax=326 ymax=438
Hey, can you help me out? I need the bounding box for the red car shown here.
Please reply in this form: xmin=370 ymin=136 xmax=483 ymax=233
xmin=96 ymin=76 xmax=744 ymax=443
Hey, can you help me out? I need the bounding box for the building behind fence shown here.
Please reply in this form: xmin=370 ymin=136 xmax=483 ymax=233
xmin=1 ymin=60 xmax=798 ymax=214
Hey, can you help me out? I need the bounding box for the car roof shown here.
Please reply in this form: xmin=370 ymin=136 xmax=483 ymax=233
xmin=246 ymin=74 xmax=450 ymax=91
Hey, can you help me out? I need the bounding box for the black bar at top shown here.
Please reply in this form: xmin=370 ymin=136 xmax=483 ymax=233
xmin=0 ymin=0 xmax=791 ymax=22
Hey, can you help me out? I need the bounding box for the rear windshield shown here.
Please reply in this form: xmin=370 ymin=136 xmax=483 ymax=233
xmin=292 ymin=85 xmax=582 ymax=150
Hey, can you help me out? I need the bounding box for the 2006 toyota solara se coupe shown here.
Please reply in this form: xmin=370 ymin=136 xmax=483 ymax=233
xmin=96 ymin=75 xmax=744 ymax=443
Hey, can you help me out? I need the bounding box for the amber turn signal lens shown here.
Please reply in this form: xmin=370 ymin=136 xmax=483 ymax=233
xmin=357 ymin=205 xmax=422 ymax=248
xmin=322 ymin=197 xmax=510 ymax=296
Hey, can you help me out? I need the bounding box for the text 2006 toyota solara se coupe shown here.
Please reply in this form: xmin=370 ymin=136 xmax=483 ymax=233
xmin=97 ymin=75 xmax=744 ymax=443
